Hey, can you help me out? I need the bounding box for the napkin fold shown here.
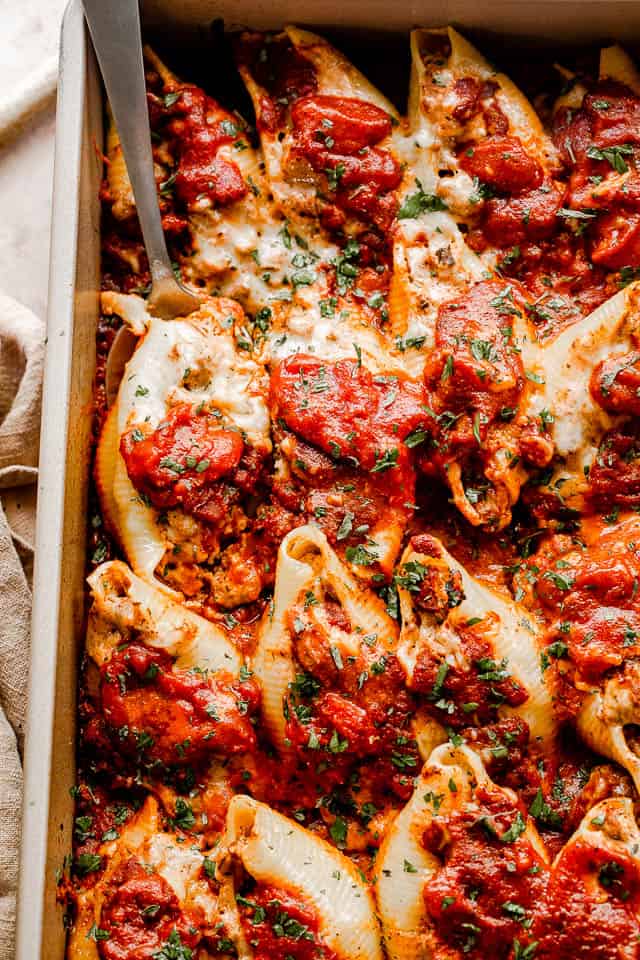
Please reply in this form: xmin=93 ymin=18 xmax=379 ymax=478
xmin=0 ymin=292 xmax=44 ymax=957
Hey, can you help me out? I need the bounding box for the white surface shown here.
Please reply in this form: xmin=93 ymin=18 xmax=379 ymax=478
xmin=0 ymin=0 xmax=67 ymax=320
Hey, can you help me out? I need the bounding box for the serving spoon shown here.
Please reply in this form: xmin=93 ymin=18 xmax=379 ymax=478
xmin=82 ymin=0 xmax=201 ymax=401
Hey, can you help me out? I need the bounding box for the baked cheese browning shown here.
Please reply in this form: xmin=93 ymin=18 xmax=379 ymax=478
xmin=70 ymin=24 xmax=640 ymax=960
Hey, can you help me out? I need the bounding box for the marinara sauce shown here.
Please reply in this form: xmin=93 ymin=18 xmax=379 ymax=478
xmin=532 ymin=840 xmax=640 ymax=959
xmin=270 ymin=355 xmax=428 ymax=507
xmin=535 ymin=518 xmax=640 ymax=687
xmin=99 ymin=642 xmax=259 ymax=767
xmin=98 ymin=859 xmax=202 ymax=960
xmin=423 ymin=785 xmax=547 ymax=959
xmin=291 ymin=95 xmax=402 ymax=232
xmin=237 ymin=884 xmax=337 ymax=960
xmin=120 ymin=402 xmax=263 ymax=526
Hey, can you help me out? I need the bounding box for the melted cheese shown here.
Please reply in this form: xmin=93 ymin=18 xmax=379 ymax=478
xmin=187 ymin=207 xmax=337 ymax=318
xmin=115 ymin=297 xmax=270 ymax=446
xmin=529 ymin=282 xmax=640 ymax=489
xmin=97 ymin=293 xmax=271 ymax=588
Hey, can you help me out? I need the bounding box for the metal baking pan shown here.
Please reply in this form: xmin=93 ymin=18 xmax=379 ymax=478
xmin=15 ymin=2 xmax=640 ymax=957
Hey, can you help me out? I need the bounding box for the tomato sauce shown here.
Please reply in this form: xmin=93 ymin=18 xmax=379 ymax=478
xmin=70 ymin=781 xmax=139 ymax=873
xmin=460 ymin=136 xmax=544 ymax=194
xmin=290 ymin=95 xmax=402 ymax=232
xmin=588 ymin=427 xmax=640 ymax=507
xmin=402 ymin=533 xmax=466 ymax=621
xmin=424 ymin=281 xmax=526 ymax=440
xmin=237 ymin=884 xmax=336 ymax=960
xmin=532 ymin=840 xmax=640 ymax=959
xmin=535 ymin=521 xmax=640 ymax=685
xmin=411 ymin=612 xmax=528 ymax=728
xmin=462 ymin=716 xmax=531 ymax=779
xmin=156 ymin=84 xmax=247 ymax=209
xmin=423 ymin=785 xmax=547 ymax=959
xmin=236 ymin=34 xmax=318 ymax=132
xmin=454 ymin=99 xmax=575 ymax=301
xmin=591 ymin=350 xmax=640 ymax=415
xmin=121 ymin=402 xmax=264 ymax=525
xmin=500 ymin=233 xmax=610 ymax=338
xmin=270 ymin=355 xmax=427 ymax=507
xmin=282 ymin=597 xmax=419 ymax=795
xmin=553 ymin=81 xmax=640 ymax=270
xmin=100 ymin=643 xmax=259 ymax=767
xmin=270 ymin=430 xmax=412 ymax=581
xmin=99 ymin=858 xmax=202 ymax=960
xmin=420 ymin=280 xmax=551 ymax=524
xmin=454 ymin=76 xmax=640 ymax=324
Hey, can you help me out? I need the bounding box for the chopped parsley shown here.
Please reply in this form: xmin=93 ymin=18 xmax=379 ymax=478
xmin=397 ymin=179 xmax=448 ymax=219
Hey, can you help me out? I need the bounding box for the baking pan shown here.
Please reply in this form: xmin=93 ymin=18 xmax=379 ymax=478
xmin=15 ymin=2 xmax=640 ymax=958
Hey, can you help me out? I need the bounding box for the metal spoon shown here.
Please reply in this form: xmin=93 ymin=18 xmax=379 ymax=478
xmin=82 ymin=0 xmax=201 ymax=401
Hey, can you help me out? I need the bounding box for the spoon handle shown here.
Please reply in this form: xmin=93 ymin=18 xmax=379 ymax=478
xmin=82 ymin=0 xmax=177 ymax=290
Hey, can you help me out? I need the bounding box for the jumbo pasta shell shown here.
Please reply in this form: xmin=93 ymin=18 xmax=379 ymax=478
xmin=224 ymin=795 xmax=383 ymax=960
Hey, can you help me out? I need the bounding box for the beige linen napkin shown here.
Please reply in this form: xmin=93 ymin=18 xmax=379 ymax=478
xmin=0 ymin=293 xmax=44 ymax=956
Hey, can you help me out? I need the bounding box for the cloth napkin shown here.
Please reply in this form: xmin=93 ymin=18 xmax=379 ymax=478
xmin=0 ymin=293 xmax=44 ymax=957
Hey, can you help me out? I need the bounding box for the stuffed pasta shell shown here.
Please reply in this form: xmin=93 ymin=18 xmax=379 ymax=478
xmin=377 ymin=744 xmax=640 ymax=960
xmin=252 ymin=525 xmax=426 ymax=796
xmin=533 ymin=513 xmax=640 ymax=791
xmin=268 ymin=352 xmax=430 ymax=575
xmin=83 ymin=559 xmax=259 ymax=777
xmin=236 ymin=26 xmax=402 ymax=241
xmin=416 ymin=277 xmax=552 ymax=530
xmin=218 ymin=795 xmax=383 ymax=960
xmin=236 ymin=26 xmax=408 ymax=349
xmin=409 ymin=32 xmax=640 ymax=338
xmin=68 ymin=796 xmax=228 ymax=960
xmin=530 ymin=796 xmax=640 ymax=956
xmin=375 ymin=743 xmax=549 ymax=960
xmin=395 ymin=534 xmax=555 ymax=749
xmin=524 ymin=279 xmax=640 ymax=512
xmin=95 ymin=291 xmax=273 ymax=610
